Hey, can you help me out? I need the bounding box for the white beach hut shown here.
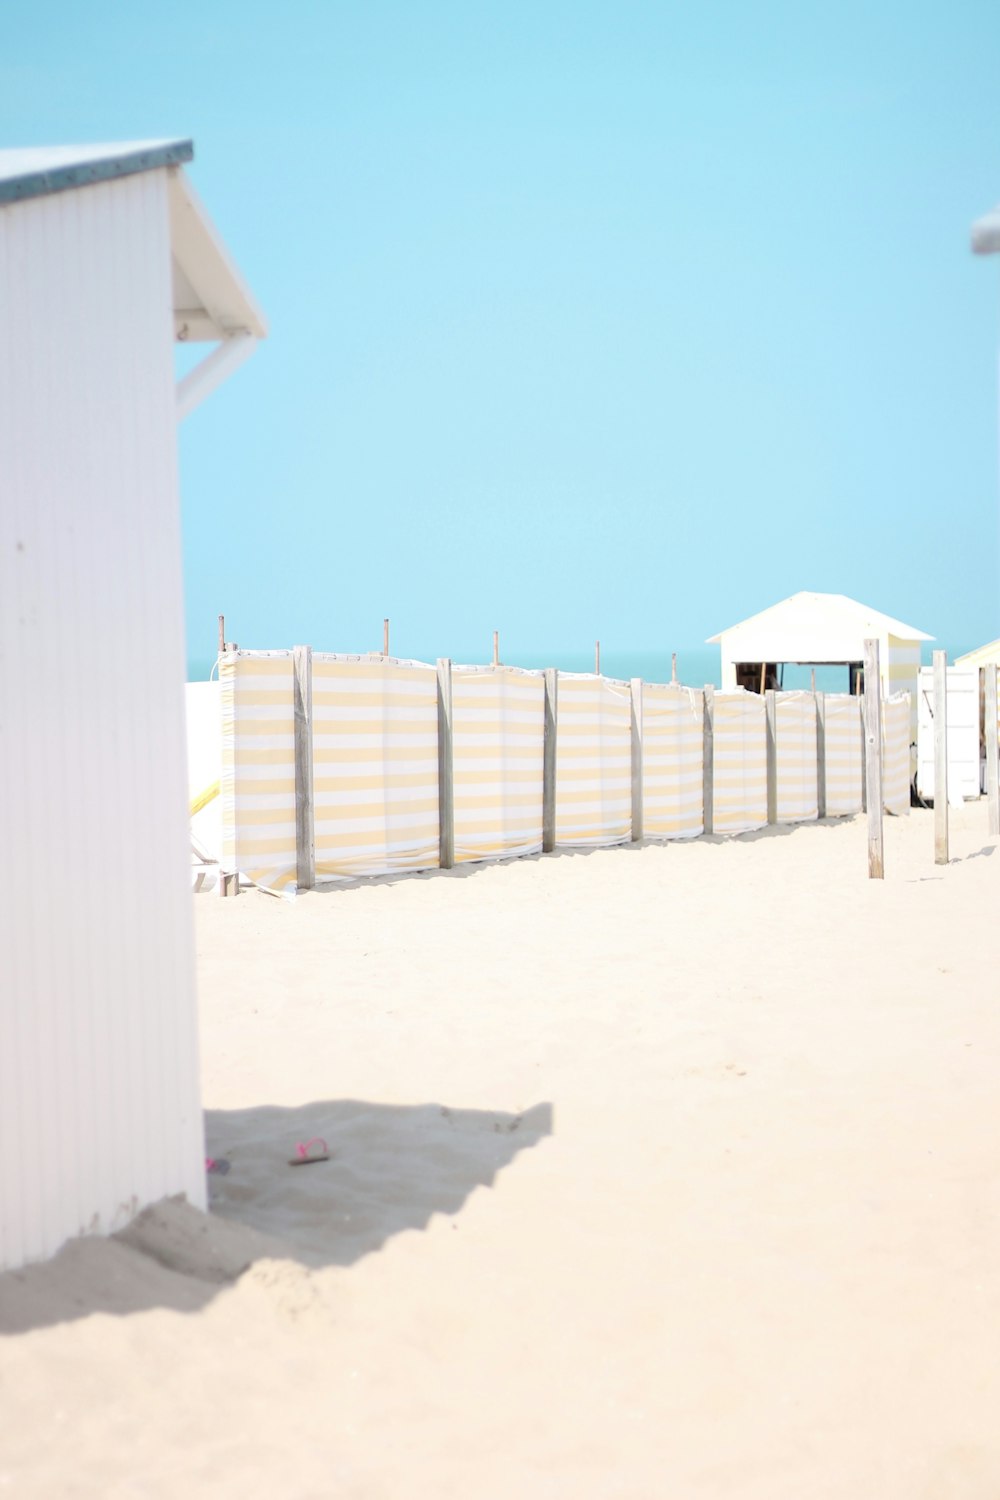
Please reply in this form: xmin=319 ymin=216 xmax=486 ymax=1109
xmin=707 ymin=592 xmax=932 ymax=765
xmin=0 ymin=140 xmax=266 ymax=1270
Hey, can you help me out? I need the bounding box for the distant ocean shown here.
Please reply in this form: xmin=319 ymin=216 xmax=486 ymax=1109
xmin=187 ymin=641 xmax=968 ymax=691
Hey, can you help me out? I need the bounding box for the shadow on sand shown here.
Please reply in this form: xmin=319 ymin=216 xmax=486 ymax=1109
xmin=0 ymin=1099 xmax=552 ymax=1335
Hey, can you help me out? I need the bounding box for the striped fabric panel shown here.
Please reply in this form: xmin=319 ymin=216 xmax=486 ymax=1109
xmin=775 ymin=692 xmax=818 ymax=823
xmin=713 ymin=691 xmax=767 ymax=835
xmin=642 ymin=684 xmax=704 ymax=839
xmin=883 ymin=692 xmax=911 ymax=816
xmin=452 ymin=666 xmax=544 ymax=863
xmin=312 ymin=655 xmax=439 ymax=878
xmin=823 ymin=694 xmax=863 ymax=817
xmin=220 ymin=651 xmax=297 ymax=893
xmin=555 ymin=674 xmax=632 ymax=846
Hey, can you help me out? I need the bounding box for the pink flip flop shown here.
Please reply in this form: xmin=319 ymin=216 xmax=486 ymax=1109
xmin=288 ymin=1137 xmax=330 ymax=1166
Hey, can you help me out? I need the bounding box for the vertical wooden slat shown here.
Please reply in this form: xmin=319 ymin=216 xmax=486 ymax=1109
xmin=933 ymin=649 xmax=949 ymax=865
xmin=630 ymin=678 xmax=644 ymax=842
xmin=702 ymin=685 xmax=715 ymax=834
xmin=293 ymin=644 xmax=315 ymax=891
xmin=863 ymin=638 xmax=884 ymax=879
xmin=542 ymin=668 xmax=558 ymax=853
xmin=986 ymin=663 xmax=1000 ymax=837
xmin=765 ymin=688 xmax=778 ymax=824
xmin=815 ymin=692 xmax=826 ymax=819
xmin=437 ymin=657 xmax=455 ymax=869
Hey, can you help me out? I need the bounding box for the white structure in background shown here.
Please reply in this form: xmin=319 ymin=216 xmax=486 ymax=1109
xmin=916 ymin=667 xmax=979 ymax=803
xmin=707 ymin=591 xmax=932 ymax=764
xmin=956 ymin=638 xmax=1000 ymax=672
xmin=186 ymin=681 xmax=223 ymax=881
xmin=0 ymin=140 xmax=266 ymax=1271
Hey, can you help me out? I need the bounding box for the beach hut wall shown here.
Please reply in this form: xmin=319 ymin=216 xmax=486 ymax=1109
xmin=915 ymin=666 xmax=980 ymax=804
xmin=0 ymin=140 xmax=265 ymax=1270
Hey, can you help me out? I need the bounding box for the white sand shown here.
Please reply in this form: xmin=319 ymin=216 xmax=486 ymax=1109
xmin=3 ymin=807 xmax=1000 ymax=1498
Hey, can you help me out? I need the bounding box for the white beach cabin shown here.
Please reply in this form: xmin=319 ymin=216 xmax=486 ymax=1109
xmin=0 ymin=140 xmax=266 ymax=1270
xmin=707 ymin=591 xmax=932 ymax=758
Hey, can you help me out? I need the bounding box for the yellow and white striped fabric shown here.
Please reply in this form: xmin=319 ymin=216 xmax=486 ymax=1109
xmin=555 ymin=674 xmax=632 ymax=846
xmin=312 ymin=655 xmax=439 ymax=879
xmin=220 ymin=651 xmax=297 ymax=894
xmin=775 ymin=691 xmax=818 ymax=823
xmin=713 ymin=691 xmax=767 ymax=835
xmin=882 ymin=691 xmax=911 ymax=816
xmin=641 ymin=684 xmax=704 ymax=838
xmin=823 ymin=694 xmax=863 ymax=817
xmin=452 ymin=666 xmax=544 ymax=863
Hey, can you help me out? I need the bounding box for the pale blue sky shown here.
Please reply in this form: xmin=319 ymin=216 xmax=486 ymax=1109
xmin=3 ymin=1 xmax=1000 ymax=677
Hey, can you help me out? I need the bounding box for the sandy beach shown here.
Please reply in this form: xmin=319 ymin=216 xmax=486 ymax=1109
xmin=2 ymin=805 xmax=999 ymax=1498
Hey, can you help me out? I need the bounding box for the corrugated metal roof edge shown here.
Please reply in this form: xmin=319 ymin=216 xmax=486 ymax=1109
xmin=0 ymin=139 xmax=193 ymax=207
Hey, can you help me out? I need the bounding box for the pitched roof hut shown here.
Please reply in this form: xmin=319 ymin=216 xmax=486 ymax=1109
xmin=707 ymin=592 xmax=932 ymax=755
xmin=0 ymin=140 xmax=266 ymax=1270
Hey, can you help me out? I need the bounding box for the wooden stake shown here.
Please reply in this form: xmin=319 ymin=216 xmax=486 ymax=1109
xmin=630 ymin=678 xmax=644 ymax=842
xmin=863 ymin=638 xmax=883 ymax=878
xmin=218 ymin=614 xmax=225 ymax=656
xmin=759 ymin=661 xmax=766 ymax=695
xmin=671 ymin=652 xmax=678 ymax=685
xmin=543 ymin=668 xmax=558 ymax=853
xmin=383 ymin=618 xmax=389 ymax=657
xmin=815 ymin=691 xmax=826 ymax=819
xmin=702 ymin=685 xmax=715 ymax=834
xmin=985 ymin=663 xmax=999 ymax=836
xmin=437 ymin=658 xmax=455 ymax=868
xmin=293 ymin=644 xmax=315 ymax=891
xmin=811 ymin=667 xmax=816 ymax=692
xmin=933 ymin=649 xmax=949 ymax=864
xmin=765 ymin=688 xmax=778 ymax=824
xmin=595 ymin=640 xmax=601 ymax=675
xmin=492 ymin=631 xmax=499 ymax=668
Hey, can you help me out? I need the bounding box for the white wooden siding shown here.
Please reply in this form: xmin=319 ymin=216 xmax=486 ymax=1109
xmin=0 ymin=169 xmax=204 ymax=1270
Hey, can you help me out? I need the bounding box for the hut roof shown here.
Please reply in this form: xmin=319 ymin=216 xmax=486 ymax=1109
xmin=955 ymin=638 xmax=1000 ymax=669
xmin=707 ymin=592 xmax=932 ymax=662
xmin=0 ymin=139 xmax=266 ymax=342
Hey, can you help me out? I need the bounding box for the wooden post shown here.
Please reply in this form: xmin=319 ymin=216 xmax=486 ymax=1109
xmin=933 ymin=649 xmax=949 ymax=864
xmin=985 ymin=663 xmax=999 ymax=836
xmin=630 ymin=678 xmax=643 ymax=842
xmin=218 ymin=614 xmax=225 ymax=656
xmin=492 ymin=631 xmax=499 ymax=668
xmin=815 ymin=691 xmax=826 ymax=819
xmin=437 ymin=658 xmax=455 ymax=869
xmin=543 ymin=668 xmax=558 ymax=853
xmin=293 ymin=644 xmax=315 ymax=891
xmin=863 ymin=638 xmax=883 ymax=879
xmin=765 ymin=688 xmax=778 ymax=824
xmin=382 ymin=618 xmax=389 ymax=657
xmin=810 ymin=667 xmax=816 ymax=693
xmin=702 ymin=685 xmax=715 ymax=835
xmin=759 ymin=661 xmax=766 ymax=695
xmin=595 ymin=640 xmax=601 ymax=675
xmin=671 ymin=652 xmax=678 ymax=685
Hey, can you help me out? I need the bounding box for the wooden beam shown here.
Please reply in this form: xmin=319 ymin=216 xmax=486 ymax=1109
xmin=815 ymin=691 xmax=826 ymax=819
xmin=492 ymin=631 xmax=499 ymax=668
xmin=595 ymin=640 xmax=601 ymax=675
xmin=217 ymin=614 xmax=225 ymax=656
xmin=671 ymin=652 xmax=678 ymax=684
xmin=765 ymin=688 xmax=778 ymax=824
xmin=437 ymin=658 xmax=455 ymax=869
xmin=986 ymin=664 xmax=1000 ymax=837
xmin=933 ymin=649 xmax=949 ymax=865
xmin=630 ymin=678 xmax=644 ymax=842
xmin=382 ymin=618 xmax=389 ymax=657
xmin=293 ymin=644 xmax=315 ymax=891
xmin=543 ymin=669 xmax=558 ymax=853
xmin=703 ymin=685 xmax=715 ymax=835
xmin=863 ymin=638 xmax=883 ymax=879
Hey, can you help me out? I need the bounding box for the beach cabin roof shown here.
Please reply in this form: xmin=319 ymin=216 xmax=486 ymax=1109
xmin=0 ymin=139 xmax=267 ymax=343
xmin=956 ymin=638 xmax=1000 ymax=669
xmin=707 ymin=592 xmax=932 ymax=662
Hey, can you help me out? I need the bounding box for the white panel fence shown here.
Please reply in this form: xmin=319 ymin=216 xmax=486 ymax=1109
xmin=216 ymin=650 xmax=918 ymax=893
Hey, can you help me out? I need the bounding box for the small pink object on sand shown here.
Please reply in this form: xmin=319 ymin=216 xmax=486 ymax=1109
xmin=289 ymin=1137 xmax=329 ymax=1166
